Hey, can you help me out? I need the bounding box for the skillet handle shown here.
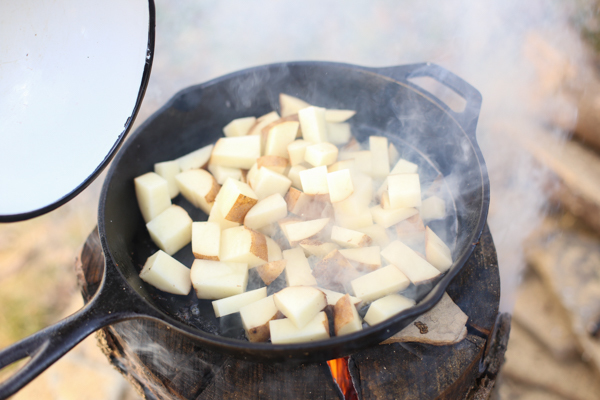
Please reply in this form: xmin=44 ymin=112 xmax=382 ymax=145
xmin=371 ymin=63 xmax=483 ymax=137
xmin=0 ymin=272 xmax=136 ymax=399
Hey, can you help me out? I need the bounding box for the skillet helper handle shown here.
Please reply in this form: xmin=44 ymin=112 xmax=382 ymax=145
xmin=0 ymin=287 xmax=130 ymax=399
xmin=372 ymin=63 xmax=483 ymax=136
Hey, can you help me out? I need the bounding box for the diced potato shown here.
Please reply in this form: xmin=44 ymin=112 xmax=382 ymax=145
xmin=154 ymin=160 xmax=180 ymax=199
xmin=207 ymin=197 xmax=240 ymax=230
xmin=395 ymin=214 xmax=426 ymax=247
xmin=134 ymin=172 xmax=171 ymax=223
xmin=342 ymin=137 xmax=362 ymax=152
xmin=338 ymin=246 xmax=381 ymax=270
xmin=265 ymin=121 xmax=299 ymax=158
xmin=266 ymin=236 xmax=283 ymax=261
xmin=388 ymin=142 xmax=400 ymax=166
xmin=299 ymin=106 xmax=328 ymax=143
xmin=369 ymin=136 xmax=390 ymax=179
xmin=247 ymin=111 xmax=280 ymax=136
xmin=425 ymin=227 xmax=453 ymax=272
xmin=212 ymin=287 xmax=267 ymax=317
xmin=350 ymin=265 xmax=410 ymax=303
xmin=330 ymin=226 xmax=372 ymax=248
xmin=364 ymin=294 xmax=415 ymax=326
xmin=328 ymin=159 xmax=356 ymax=174
xmin=326 ymin=122 xmax=352 ymax=145
xmin=257 ymin=223 xmax=278 ymax=237
xmin=175 ymin=169 xmax=220 ymax=214
xmin=421 ymin=195 xmax=446 ymax=221
xmin=208 ymin=164 xmax=243 ymax=185
xmin=370 ymin=205 xmax=418 ymax=228
xmin=277 ymin=216 xmax=304 ymax=246
xmin=176 ymin=144 xmax=214 ymax=171
xmin=223 ymin=116 xmax=256 ymax=137
xmin=339 ymin=151 xmax=372 ymax=175
xmin=287 ymin=164 xmax=307 ymax=189
xmin=220 ymin=226 xmax=268 ymax=268
xmin=257 ymin=155 xmax=289 ymax=175
xmin=146 ymin=205 xmax=192 ymax=255
xmin=285 ymin=218 xmax=330 ymax=246
xmin=287 ymin=140 xmax=313 ymax=166
xmin=285 ymin=187 xmax=318 ymax=219
xmin=218 ymin=178 xmax=258 ymax=223
xmin=240 ymin=295 xmax=281 ymax=342
xmin=210 ymin=136 xmax=261 ymax=169
xmin=252 ymin=167 xmax=292 ymax=200
xmin=356 ymin=225 xmax=390 ymax=248
xmin=299 ymin=239 xmax=339 ymax=257
xmin=388 ymin=174 xmax=421 ymax=208
xmin=270 ymin=311 xmax=330 ymax=344
xmin=283 ymin=247 xmax=317 ymax=286
xmin=318 ymin=288 xmax=361 ymax=306
xmin=312 ymin=249 xmax=360 ymax=292
xmin=334 ymin=208 xmax=374 ymax=230
xmin=273 ymin=286 xmax=327 ymax=328
xmin=192 ymin=221 xmax=220 ymax=260
xmin=380 ymin=240 xmax=441 ymax=284
xmin=325 ymin=109 xmax=356 ymax=123
xmin=190 ymin=260 xmax=248 ymax=299
xmin=333 ymin=174 xmax=372 ymax=215
xmin=256 ymin=259 xmax=286 ymax=285
xmin=304 ymin=142 xmax=338 ymax=167
xmin=139 ymin=250 xmax=191 ymax=295
xmin=280 ymin=93 xmax=311 ymax=117
xmin=299 ymin=165 xmax=329 ymax=195
xmin=244 ymin=193 xmax=288 ymax=230
xmin=327 ymin=169 xmax=354 ymax=203
xmin=390 ymin=159 xmax=418 ymax=175
xmin=334 ymin=294 xmax=363 ymax=336
xmin=246 ymin=163 xmax=260 ymax=189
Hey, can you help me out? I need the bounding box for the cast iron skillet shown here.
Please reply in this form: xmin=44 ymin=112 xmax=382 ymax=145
xmin=0 ymin=62 xmax=489 ymax=398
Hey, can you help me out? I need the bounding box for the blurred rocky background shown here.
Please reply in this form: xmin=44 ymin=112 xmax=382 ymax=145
xmin=3 ymin=0 xmax=600 ymax=398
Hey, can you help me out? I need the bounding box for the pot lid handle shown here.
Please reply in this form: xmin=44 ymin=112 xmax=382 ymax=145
xmin=0 ymin=0 xmax=155 ymax=222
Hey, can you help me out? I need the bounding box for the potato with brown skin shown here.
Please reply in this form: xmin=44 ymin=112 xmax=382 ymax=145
xmin=334 ymin=294 xmax=362 ymax=336
xmin=257 ymin=155 xmax=289 ymax=174
xmin=219 ymin=178 xmax=258 ymax=223
xmin=247 ymin=311 xmax=285 ymax=342
xmin=256 ymin=259 xmax=286 ymax=285
xmin=220 ymin=226 xmax=269 ymax=268
xmin=312 ymin=249 xmax=360 ymax=292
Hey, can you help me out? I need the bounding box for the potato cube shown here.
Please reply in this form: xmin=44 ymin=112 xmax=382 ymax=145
xmin=287 ymin=164 xmax=307 ymax=189
xmin=327 ymin=169 xmax=354 ymax=203
xmin=280 ymin=93 xmax=312 ymax=117
xmin=207 ymin=198 xmax=240 ymax=230
xmin=244 ymin=193 xmax=288 ymax=230
xmin=299 ymin=240 xmax=339 ymax=257
xmin=210 ymin=136 xmax=261 ymax=169
xmin=364 ymin=294 xmax=415 ymax=326
xmin=218 ymin=178 xmax=258 ymax=223
xmin=139 ymin=250 xmax=191 ymax=295
xmin=330 ymin=226 xmax=372 ymax=248
xmin=390 ymin=159 xmax=418 ymax=175
xmin=223 ymin=116 xmax=256 ymax=137
xmin=265 ymin=121 xmax=300 ymax=158
xmin=380 ymin=240 xmax=441 ymax=284
xmin=333 ymin=174 xmax=372 ymax=214
xmin=334 ymin=294 xmax=363 ymax=336
xmin=324 ymin=109 xmax=356 ymax=122
xmin=220 ymin=226 xmax=268 ymax=268
xmin=283 ymin=247 xmax=317 ymax=286
xmin=175 ymin=169 xmax=220 ymax=214
xmin=176 ymin=144 xmax=214 ymax=171
xmin=328 ymin=159 xmax=356 ymax=174
xmin=257 ymin=155 xmax=289 ymax=175
xmin=192 ymin=221 xmax=220 ymax=260
xmin=318 ymin=288 xmax=361 ymax=307
xmin=388 ymin=143 xmax=400 ymax=166
xmin=208 ymin=163 xmax=243 ymax=185
xmin=285 ymin=188 xmax=323 ymax=220
xmin=421 ymin=195 xmax=446 ymax=221
xmin=252 ymin=167 xmax=292 ymax=200
xmin=285 ymin=218 xmax=330 ymax=246
xmin=338 ymin=246 xmax=381 ymax=270
xmin=287 ymin=140 xmax=313 ymax=166
xmin=370 ymin=205 xmax=418 ymax=228
xmin=299 ymin=166 xmax=329 ymax=195
xmin=299 ymin=106 xmax=328 ymax=143
xmin=334 ymin=208 xmax=374 ymax=230
xmin=270 ymin=311 xmax=330 ymax=344
xmin=266 ymin=236 xmax=283 ymax=262
xmin=356 ymin=225 xmax=390 ymax=248
xmin=388 ymin=173 xmax=421 ymax=208
xmin=339 ymin=151 xmax=372 ymax=175
xmin=425 ymin=227 xmax=453 ymax=272
xmin=146 ymin=205 xmax=192 ymax=255
xmin=273 ymin=286 xmax=327 ymax=328
xmin=212 ymin=287 xmax=267 ymax=317
xmin=134 ymin=172 xmax=171 ymax=223
xmin=240 ymin=295 xmax=281 ymax=342
xmin=350 ymin=265 xmax=410 ymax=303
xmin=256 ymin=260 xmax=286 ymax=285
xmin=247 ymin=111 xmax=280 ymax=136
xmin=312 ymin=249 xmax=360 ymax=292
xmin=369 ymin=136 xmax=390 ymax=178
xmin=190 ymin=260 xmax=248 ymax=299
xmin=326 ymin=122 xmax=352 ymax=145
xmin=304 ymin=142 xmax=339 ymax=167
xmin=154 ymin=160 xmax=181 ymax=199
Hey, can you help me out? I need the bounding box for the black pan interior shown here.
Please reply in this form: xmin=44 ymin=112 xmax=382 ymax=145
xmin=100 ymin=62 xmax=487 ymax=353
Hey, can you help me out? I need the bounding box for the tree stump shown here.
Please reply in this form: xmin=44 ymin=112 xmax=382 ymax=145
xmin=76 ymin=225 xmax=509 ymax=400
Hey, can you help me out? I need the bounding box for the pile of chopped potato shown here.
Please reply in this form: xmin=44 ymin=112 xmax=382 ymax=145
xmin=134 ymin=93 xmax=453 ymax=344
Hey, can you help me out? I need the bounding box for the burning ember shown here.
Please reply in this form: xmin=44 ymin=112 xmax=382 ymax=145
xmin=327 ymin=357 xmax=359 ymax=400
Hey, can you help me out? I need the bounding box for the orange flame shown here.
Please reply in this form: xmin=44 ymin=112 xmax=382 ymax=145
xmin=327 ymin=357 xmax=358 ymax=400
